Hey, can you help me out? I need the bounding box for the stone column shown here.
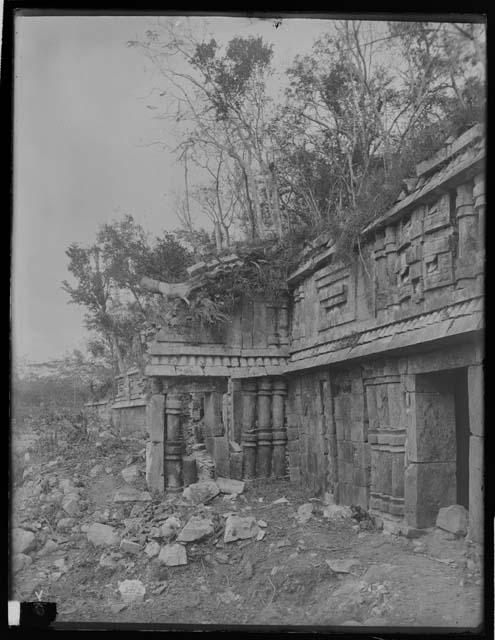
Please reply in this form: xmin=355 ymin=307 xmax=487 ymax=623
xmin=241 ymin=380 xmax=258 ymax=479
xmin=473 ymin=174 xmax=485 ymax=241
xmin=384 ymin=225 xmax=398 ymax=311
xmin=256 ymin=377 xmax=273 ymax=478
xmin=145 ymin=378 xmax=165 ymax=493
xmin=468 ymin=364 xmax=484 ymax=543
xmin=164 ymin=393 xmax=183 ymax=493
xmin=271 ymin=377 xmax=288 ymax=478
xmin=278 ymin=297 xmax=289 ymax=347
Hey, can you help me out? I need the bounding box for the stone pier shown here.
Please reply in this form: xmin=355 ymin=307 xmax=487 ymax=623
xmin=271 ymin=377 xmax=288 ymax=478
xmin=256 ymin=377 xmax=272 ymax=478
xmin=145 ymin=378 xmax=165 ymax=493
xmin=164 ymin=393 xmax=183 ymax=493
xmin=241 ymin=380 xmax=257 ymax=479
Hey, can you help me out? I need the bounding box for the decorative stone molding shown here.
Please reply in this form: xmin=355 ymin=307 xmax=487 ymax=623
xmin=164 ymin=394 xmax=183 ymax=493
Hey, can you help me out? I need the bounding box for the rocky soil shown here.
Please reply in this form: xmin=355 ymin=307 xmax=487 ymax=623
xmin=11 ymin=426 xmax=483 ymax=629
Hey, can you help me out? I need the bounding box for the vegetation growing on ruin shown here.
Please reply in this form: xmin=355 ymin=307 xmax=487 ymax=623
xmin=63 ymin=19 xmax=485 ymax=359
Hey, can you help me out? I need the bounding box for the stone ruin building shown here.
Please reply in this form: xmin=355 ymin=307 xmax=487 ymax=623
xmin=110 ymin=125 xmax=485 ymax=542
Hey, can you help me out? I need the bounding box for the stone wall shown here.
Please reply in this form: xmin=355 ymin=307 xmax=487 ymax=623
xmin=287 ymin=339 xmax=483 ymax=539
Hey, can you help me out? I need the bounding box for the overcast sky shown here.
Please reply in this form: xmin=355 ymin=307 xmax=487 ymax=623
xmin=12 ymin=14 xmax=335 ymax=364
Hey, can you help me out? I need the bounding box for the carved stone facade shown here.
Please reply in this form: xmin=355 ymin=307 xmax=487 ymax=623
xmin=143 ymin=125 xmax=484 ymax=542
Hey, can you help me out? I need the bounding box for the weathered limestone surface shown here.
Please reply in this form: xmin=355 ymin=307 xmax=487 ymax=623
xmin=404 ymin=461 xmax=456 ymax=528
xmin=468 ymin=434 xmax=483 ymax=543
xmin=436 ymin=505 xmax=468 ymax=536
xmin=142 ymin=131 xmax=484 ymax=538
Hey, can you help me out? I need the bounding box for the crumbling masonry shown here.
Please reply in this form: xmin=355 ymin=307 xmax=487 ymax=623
xmin=142 ymin=125 xmax=484 ymax=542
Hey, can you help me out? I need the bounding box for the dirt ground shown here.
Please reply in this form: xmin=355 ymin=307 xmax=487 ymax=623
xmin=11 ymin=426 xmax=484 ymax=630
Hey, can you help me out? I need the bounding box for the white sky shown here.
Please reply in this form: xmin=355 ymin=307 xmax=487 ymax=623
xmin=12 ymin=14 xmax=334 ymax=363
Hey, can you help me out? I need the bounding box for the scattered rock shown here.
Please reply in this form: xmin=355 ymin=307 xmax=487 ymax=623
xmin=87 ymin=523 xmax=120 ymax=547
xmin=110 ymin=603 xmax=127 ymax=613
xmin=114 ymin=487 xmax=152 ymax=502
xmin=89 ymin=464 xmax=104 ymax=478
xmin=297 ymin=503 xmax=313 ymax=523
xmin=62 ymin=494 xmax=80 ymax=517
xmin=105 ymin=467 xmax=113 ymax=474
xmin=161 ymin=516 xmax=181 ymax=539
xmin=53 ymin=558 xmax=68 ymax=573
xmin=38 ymin=539 xmax=58 ymax=556
xmin=322 ymin=504 xmax=351 ymax=520
xmin=177 ymin=516 xmax=214 ymax=542
xmin=99 ymin=553 xmax=118 ymax=568
xmin=118 ymin=579 xmax=146 ymax=604
xmin=57 ymin=518 xmax=76 ymax=532
xmin=257 ymin=520 xmax=268 ymax=528
xmin=119 ymin=539 xmax=141 ymax=555
xmin=121 ymin=465 xmax=139 ymax=484
xmin=151 ymin=581 xmax=168 ymax=595
xmin=12 ymin=528 xmax=36 ymax=554
xmin=256 ymin=529 xmax=266 ymax=541
xmin=272 ymin=497 xmax=289 ymax=505
xmin=403 ymin=526 xmax=426 ymax=539
xmin=182 ymin=480 xmax=220 ymax=505
xmin=59 ymin=479 xmax=76 ymax=494
xmin=242 ymin=560 xmax=254 ymax=579
xmin=224 ymin=515 xmax=260 ymax=543
xmin=325 ymin=558 xmax=361 ymax=573
xmin=215 ymin=477 xmax=245 ymax=495
xmin=144 ymin=541 xmax=161 ymax=558
xmin=158 ymin=543 xmax=187 ymax=566
xmin=436 ymin=505 xmax=468 ymax=536
xmin=13 ymin=553 xmax=32 ymax=572
xmin=216 ymin=552 xmax=229 ymax=563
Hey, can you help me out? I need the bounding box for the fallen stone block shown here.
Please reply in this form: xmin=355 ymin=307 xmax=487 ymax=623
xmin=13 ymin=553 xmax=32 ymax=572
xmin=119 ymin=539 xmax=141 ymax=555
xmin=57 ymin=517 xmax=76 ymax=532
xmin=323 ymin=504 xmax=352 ymax=520
xmin=121 ymin=465 xmax=139 ymax=484
xmin=229 ymin=441 xmax=242 ymax=453
xmin=118 ymin=579 xmax=146 ymax=604
xmin=176 ymin=516 xmax=214 ymax=543
xmin=87 ymin=523 xmax=120 ymax=547
xmin=436 ymin=504 xmax=468 ymax=536
xmin=161 ymin=516 xmax=181 ymax=539
xmin=272 ymin=497 xmax=289 ymax=505
xmin=296 ymin=503 xmax=313 ymax=523
xmin=224 ymin=515 xmax=260 ymax=543
xmin=12 ymin=528 xmax=36 ymax=554
xmin=182 ymin=480 xmax=220 ymax=505
xmin=144 ymin=541 xmax=161 ymax=558
xmin=215 ymin=477 xmax=245 ymax=495
xmin=158 ymin=543 xmax=187 ymax=566
xmin=62 ymin=494 xmax=80 ymax=517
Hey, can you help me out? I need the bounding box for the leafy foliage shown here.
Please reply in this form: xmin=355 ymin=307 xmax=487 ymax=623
xmin=63 ymin=215 xmax=193 ymax=373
